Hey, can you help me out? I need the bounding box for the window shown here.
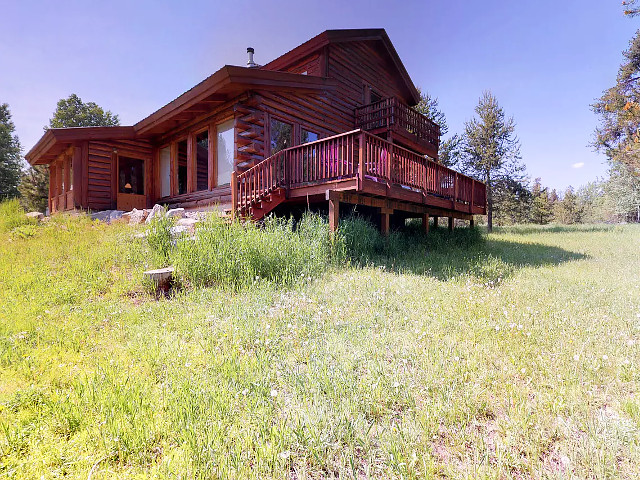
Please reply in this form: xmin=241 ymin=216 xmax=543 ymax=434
xmin=270 ymin=118 xmax=292 ymax=154
xmin=159 ymin=146 xmax=171 ymax=197
xmin=301 ymin=128 xmax=319 ymax=144
xmin=370 ymin=89 xmax=382 ymax=104
xmin=177 ymin=139 xmax=188 ymax=195
xmin=195 ymin=130 xmax=209 ymax=191
xmin=118 ymin=156 xmax=144 ymax=195
xmin=216 ymin=119 xmax=234 ymax=186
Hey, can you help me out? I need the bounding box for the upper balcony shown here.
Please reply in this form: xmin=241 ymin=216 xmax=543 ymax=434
xmin=354 ymin=97 xmax=440 ymax=158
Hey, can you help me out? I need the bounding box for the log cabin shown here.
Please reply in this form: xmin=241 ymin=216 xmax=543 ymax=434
xmin=25 ymin=28 xmax=486 ymax=233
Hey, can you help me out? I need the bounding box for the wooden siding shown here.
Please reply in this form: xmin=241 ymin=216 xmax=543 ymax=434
xmin=327 ymin=41 xmax=410 ymax=121
xmin=86 ymin=139 xmax=152 ymax=211
xmin=278 ymin=51 xmax=322 ymax=76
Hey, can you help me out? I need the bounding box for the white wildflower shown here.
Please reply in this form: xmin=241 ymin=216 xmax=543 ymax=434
xmin=270 ymin=389 xmax=278 ymax=397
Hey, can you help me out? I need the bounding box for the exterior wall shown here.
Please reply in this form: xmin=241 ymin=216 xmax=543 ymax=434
xmin=86 ymin=139 xmax=153 ymax=211
xmin=326 ymin=41 xmax=410 ymax=125
xmin=234 ymin=40 xmax=411 ymax=171
xmin=151 ymin=102 xmax=238 ymax=208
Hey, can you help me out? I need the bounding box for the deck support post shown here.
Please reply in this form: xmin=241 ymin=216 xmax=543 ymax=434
xmin=380 ymin=212 xmax=390 ymax=236
xmin=470 ymin=218 xmax=475 ymax=228
xmin=328 ymin=190 xmax=340 ymax=233
xmin=380 ymin=207 xmax=392 ymax=236
xmin=433 ymin=215 xmax=438 ymax=228
xmin=448 ymin=216 xmax=454 ymax=231
xmin=422 ymin=213 xmax=430 ymax=234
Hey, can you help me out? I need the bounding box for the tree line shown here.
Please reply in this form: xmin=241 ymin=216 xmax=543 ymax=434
xmin=0 ymin=94 xmax=119 ymax=212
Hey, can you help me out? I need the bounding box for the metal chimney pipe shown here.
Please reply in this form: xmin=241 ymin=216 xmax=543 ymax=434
xmin=247 ymin=47 xmax=257 ymax=68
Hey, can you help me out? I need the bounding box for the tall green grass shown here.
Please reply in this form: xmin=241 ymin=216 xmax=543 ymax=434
xmin=0 ymin=198 xmax=35 ymax=233
xmin=169 ymin=213 xmax=344 ymax=289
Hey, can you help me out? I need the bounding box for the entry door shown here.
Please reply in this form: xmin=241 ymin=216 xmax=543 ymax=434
xmin=116 ymin=156 xmax=146 ymax=211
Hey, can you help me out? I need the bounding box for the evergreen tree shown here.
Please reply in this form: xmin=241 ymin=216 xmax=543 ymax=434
xmin=530 ymin=177 xmax=553 ymax=224
xmin=19 ymin=94 xmax=120 ymax=212
xmin=414 ymin=89 xmax=460 ymax=168
xmin=623 ymin=0 xmax=640 ymax=17
xmin=492 ymin=177 xmax=532 ymax=225
xmin=0 ymin=103 xmax=23 ymax=200
xmin=554 ymin=186 xmax=581 ymax=224
xmin=593 ymin=31 xmax=640 ymax=172
xmin=19 ymin=165 xmax=48 ymax=212
xmin=460 ymin=91 xmax=524 ymax=231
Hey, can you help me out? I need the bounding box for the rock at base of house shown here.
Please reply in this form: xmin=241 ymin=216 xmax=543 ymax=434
xmin=176 ymin=217 xmax=198 ymax=230
xmin=109 ymin=210 xmax=125 ymax=222
xmin=166 ymin=208 xmax=185 ymax=219
xmin=123 ymin=208 xmax=148 ymax=225
xmin=145 ymin=204 xmax=165 ymax=224
xmin=90 ymin=210 xmax=125 ymax=223
xmin=26 ymin=212 xmax=44 ymax=221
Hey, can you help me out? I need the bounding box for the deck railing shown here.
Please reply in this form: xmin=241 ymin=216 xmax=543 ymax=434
xmin=233 ymin=129 xmax=485 ymax=216
xmin=354 ymin=97 xmax=441 ymax=151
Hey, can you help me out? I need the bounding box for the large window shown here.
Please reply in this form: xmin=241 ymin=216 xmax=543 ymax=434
xmin=177 ymin=139 xmax=188 ymax=195
xmin=216 ymin=119 xmax=234 ymax=186
xmin=301 ymin=128 xmax=319 ymax=144
xmin=159 ymin=146 xmax=171 ymax=197
xmin=118 ymin=156 xmax=144 ymax=195
xmin=195 ymin=130 xmax=209 ymax=191
xmin=270 ymin=118 xmax=292 ymax=154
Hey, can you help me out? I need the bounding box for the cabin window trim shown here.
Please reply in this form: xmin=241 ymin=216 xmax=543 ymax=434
xmin=158 ymin=143 xmax=172 ymax=199
xmin=193 ymin=125 xmax=211 ymax=192
xmin=215 ymin=117 xmax=235 ymax=187
xmin=175 ymin=136 xmax=189 ymax=196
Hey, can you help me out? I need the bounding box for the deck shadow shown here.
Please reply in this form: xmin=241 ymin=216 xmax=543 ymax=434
xmin=347 ymin=227 xmax=588 ymax=283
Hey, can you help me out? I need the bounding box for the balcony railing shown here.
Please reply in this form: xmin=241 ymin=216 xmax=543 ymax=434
xmin=354 ymin=97 xmax=441 ymax=153
xmin=233 ymin=129 xmax=485 ymax=217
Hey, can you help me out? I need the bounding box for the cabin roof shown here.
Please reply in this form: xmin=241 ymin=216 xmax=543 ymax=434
xmin=26 ymin=66 xmax=336 ymax=165
xmin=25 ymin=126 xmax=136 ymax=165
xmin=262 ymin=28 xmax=420 ymax=105
xmin=133 ymin=65 xmax=337 ymax=136
xmin=26 ymin=29 xmax=418 ymax=165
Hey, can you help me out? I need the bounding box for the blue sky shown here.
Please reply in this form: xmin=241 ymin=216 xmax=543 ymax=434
xmin=1 ymin=0 xmax=636 ymax=192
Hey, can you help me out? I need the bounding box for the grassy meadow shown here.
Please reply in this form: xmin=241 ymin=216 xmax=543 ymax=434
xmin=1 ymin=199 xmax=639 ymax=479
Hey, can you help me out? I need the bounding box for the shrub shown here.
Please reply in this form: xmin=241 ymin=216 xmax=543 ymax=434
xmin=146 ymin=208 xmax=175 ymax=267
xmin=170 ymin=212 xmax=343 ymax=290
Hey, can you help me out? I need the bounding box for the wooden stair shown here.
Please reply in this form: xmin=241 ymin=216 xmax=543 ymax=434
xmin=244 ymin=188 xmax=286 ymax=220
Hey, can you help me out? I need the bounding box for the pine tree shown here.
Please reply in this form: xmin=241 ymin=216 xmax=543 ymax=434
xmin=593 ymin=30 xmax=640 ymax=172
xmin=19 ymin=165 xmax=49 ymax=212
xmin=414 ymin=89 xmax=460 ymax=168
xmin=530 ymin=178 xmax=553 ymax=224
xmin=554 ymin=187 xmax=581 ymax=224
xmin=460 ymin=91 xmax=524 ymax=231
xmin=0 ymin=103 xmax=23 ymax=200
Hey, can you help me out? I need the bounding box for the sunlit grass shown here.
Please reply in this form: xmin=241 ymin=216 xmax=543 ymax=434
xmin=0 ymin=202 xmax=639 ymax=479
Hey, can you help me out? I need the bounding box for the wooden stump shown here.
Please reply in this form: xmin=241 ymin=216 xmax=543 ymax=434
xmin=143 ymin=267 xmax=175 ymax=297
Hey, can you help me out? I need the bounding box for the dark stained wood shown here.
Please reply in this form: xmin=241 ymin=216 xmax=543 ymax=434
xmin=27 ymin=29 xmax=487 ymax=222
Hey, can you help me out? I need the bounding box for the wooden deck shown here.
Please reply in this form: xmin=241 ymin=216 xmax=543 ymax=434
xmin=232 ymin=129 xmax=486 ymax=232
xmin=355 ymin=97 xmax=440 ymax=158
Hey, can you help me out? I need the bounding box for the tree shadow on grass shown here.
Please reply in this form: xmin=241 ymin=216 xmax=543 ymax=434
xmin=493 ymin=224 xmax=620 ymax=235
xmin=342 ymin=220 xmax=589 ymax=283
